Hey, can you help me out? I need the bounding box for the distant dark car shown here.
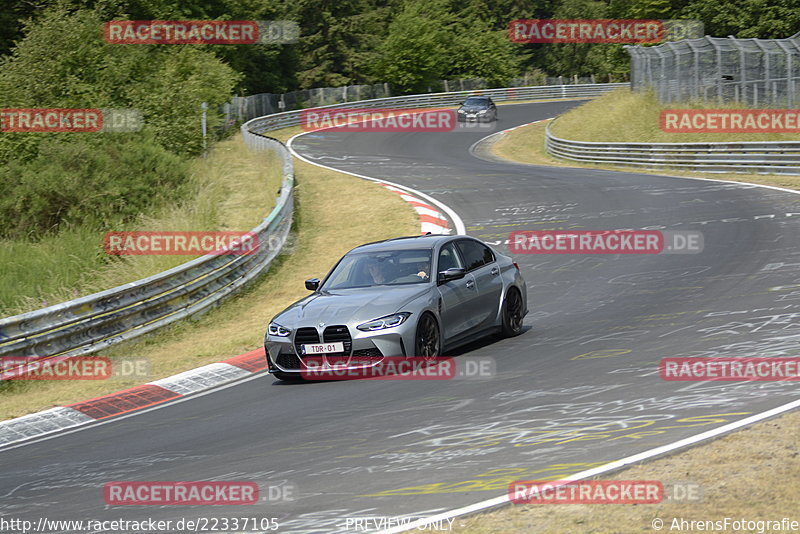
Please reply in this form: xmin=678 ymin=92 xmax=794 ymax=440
xmin=264 ymin=234 xmax=527 ymax=381
xmin=457 ymin=96 xmax=498 ymax=122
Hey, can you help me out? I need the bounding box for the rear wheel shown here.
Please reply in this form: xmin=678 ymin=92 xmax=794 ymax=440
xmin=415 ymin=313 xmax=441 ymax=360
xmin=501 ymin=287 xmax=524 ymax=337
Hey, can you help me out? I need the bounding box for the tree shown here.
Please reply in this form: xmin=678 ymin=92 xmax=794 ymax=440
xmin=450 ymin=18 xmax=525 ymax=86
xmin=287 ymin=0 xmax=391 ymax=88
xmin=0 ymin=0 xmax=43 ymax=57
xmin=532 ymin=0 xmax=612 ymax=77
xmin=680 ymin=0 xmax=800 ymax=38
xmin=0 ymin=7 xmax=241 ymax=160
xmin=370 ymin=0 xmax=455 ymax=93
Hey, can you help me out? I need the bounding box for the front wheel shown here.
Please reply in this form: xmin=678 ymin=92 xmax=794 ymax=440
xmin=501 ymin=287 xmax=524 ymax=337
xmin=415 ymin=313 xmax=441 ymax=360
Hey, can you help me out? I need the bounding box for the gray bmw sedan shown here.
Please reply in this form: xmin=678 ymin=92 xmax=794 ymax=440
xmin=264 ymin=234 xmax=527 ymax=380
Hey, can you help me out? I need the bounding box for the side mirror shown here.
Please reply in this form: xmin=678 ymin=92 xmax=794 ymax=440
xmin=305 ymin=278 xmax=320 ymax=291
xmin=437 ymin=268 xmax=466 ymax=285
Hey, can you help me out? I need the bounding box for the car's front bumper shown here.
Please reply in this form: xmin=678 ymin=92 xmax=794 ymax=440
xmin=458 ymin=113 xmax=492 ymax=122
xmin=265 ymin=322 xmax=417 ymax=375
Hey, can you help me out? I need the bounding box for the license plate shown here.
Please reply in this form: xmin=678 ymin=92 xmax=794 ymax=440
xmin=301 ymin=342 xmax=344 ymax=354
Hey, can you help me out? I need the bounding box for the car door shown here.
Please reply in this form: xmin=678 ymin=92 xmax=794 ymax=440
xmin=455 ymin=239 xmax=503 ymax=329
xmin=435 ymin=241 xmax=475 ymax=341
xmin=484 ymin=98 xmax=496 ymax=120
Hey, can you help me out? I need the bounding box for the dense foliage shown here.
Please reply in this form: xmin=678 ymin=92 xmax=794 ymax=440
xmin=2 ymin=0 xmax=797 ymax=95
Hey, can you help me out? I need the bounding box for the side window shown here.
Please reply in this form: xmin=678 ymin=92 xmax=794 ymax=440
xmin=455 ymin=240 xmax=493 ymax=272
xmin=482 ymin=243 xmax=495 ymax=264
xmin=438 ymin=242 xmax=463 ymax=272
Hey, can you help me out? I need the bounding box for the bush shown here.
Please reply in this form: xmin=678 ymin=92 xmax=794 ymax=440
xmin=0 ymin=135 xmax=190 ymax=239
xmin=0 ymin=8 xmax=241 ymax=162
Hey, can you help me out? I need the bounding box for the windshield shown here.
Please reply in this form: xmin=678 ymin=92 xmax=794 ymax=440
xmin=323 ymin=249 xmax=433 ymax=289
xmin=463 ymin=97 xmax=489 ymax=107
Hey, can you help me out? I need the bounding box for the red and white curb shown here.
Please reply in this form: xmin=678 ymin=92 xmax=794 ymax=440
xmin=379 ymin=184 xmax=451 ymax=235
xmin=0 ymin=349 xmax=267 ymax=449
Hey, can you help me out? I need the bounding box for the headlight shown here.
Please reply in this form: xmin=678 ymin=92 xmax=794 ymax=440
xmin=268 ymin=322 xmax=291 ymax=337
xmin=357 ymin=312 xmax=412 ymax=331
xmin=477 ymin=109 xmax=488 ymax=114
xmin=458 ymin=109 xmax=466 ymax=114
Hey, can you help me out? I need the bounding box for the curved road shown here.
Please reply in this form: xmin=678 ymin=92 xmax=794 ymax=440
xmin=2 ymin=100 xmax=799 ymax=533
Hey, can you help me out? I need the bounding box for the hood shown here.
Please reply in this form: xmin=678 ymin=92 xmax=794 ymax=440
xmin=273 ymin=285 xmax=430 ymax=327
xmin=461 ymin=105 xmax=489 ymax=112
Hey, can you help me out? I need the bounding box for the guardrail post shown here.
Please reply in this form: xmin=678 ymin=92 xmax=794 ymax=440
xmin=775 ymin=41 xmax=794 ymax=107
xmin=709 ymin=37 xmax=723 ymax=104
xmin=734 ymin=37 xmax=747 ymax=105
xmin=752 ymin=39 xmax=772 ymax=105
xmin=686 ymin=40 xmax=700 ymax=100
xmin=665 ymin=43 xmax=679 ymax=102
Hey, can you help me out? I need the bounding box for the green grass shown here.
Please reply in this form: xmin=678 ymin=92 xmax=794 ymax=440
xmin=551 ymin=88 xmax=800 ymax=143
xmin=0 ymin=136 xmax=281 ymax=316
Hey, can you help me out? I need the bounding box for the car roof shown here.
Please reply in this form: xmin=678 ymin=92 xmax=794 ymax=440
xmin=349 ymin=234 xmax=461 ymax=254
xmin=465 ymin=96 xmax=490 ymax=100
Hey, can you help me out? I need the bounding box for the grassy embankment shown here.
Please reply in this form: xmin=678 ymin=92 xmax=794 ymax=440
xmin=492 ymin=88 xmax=800 ymax=191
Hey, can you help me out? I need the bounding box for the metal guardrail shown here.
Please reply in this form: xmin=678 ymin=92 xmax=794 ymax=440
xmin=545 ymin=121 xmax=800 ymax=175
xmin=225 ymin=77 xmax=612 ymax=123
xmin=0 ymin=83 xmax=624 ymax=372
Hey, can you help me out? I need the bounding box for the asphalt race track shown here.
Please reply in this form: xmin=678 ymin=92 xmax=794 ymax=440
xmin=2 ymin=100 xmax=799 ymax=533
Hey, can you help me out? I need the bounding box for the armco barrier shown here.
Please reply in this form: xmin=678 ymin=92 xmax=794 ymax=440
xmin=0 ymin=83 xmax=624 ymax=371
xmin=545 ymin=120 xmax=800 ymax=175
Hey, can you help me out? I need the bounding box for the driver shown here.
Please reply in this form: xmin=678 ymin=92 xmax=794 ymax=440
xmin=365 ymin=258 xmax=388 ymax=284
xmin=414 ymin=259 xmax=430 ymax=280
